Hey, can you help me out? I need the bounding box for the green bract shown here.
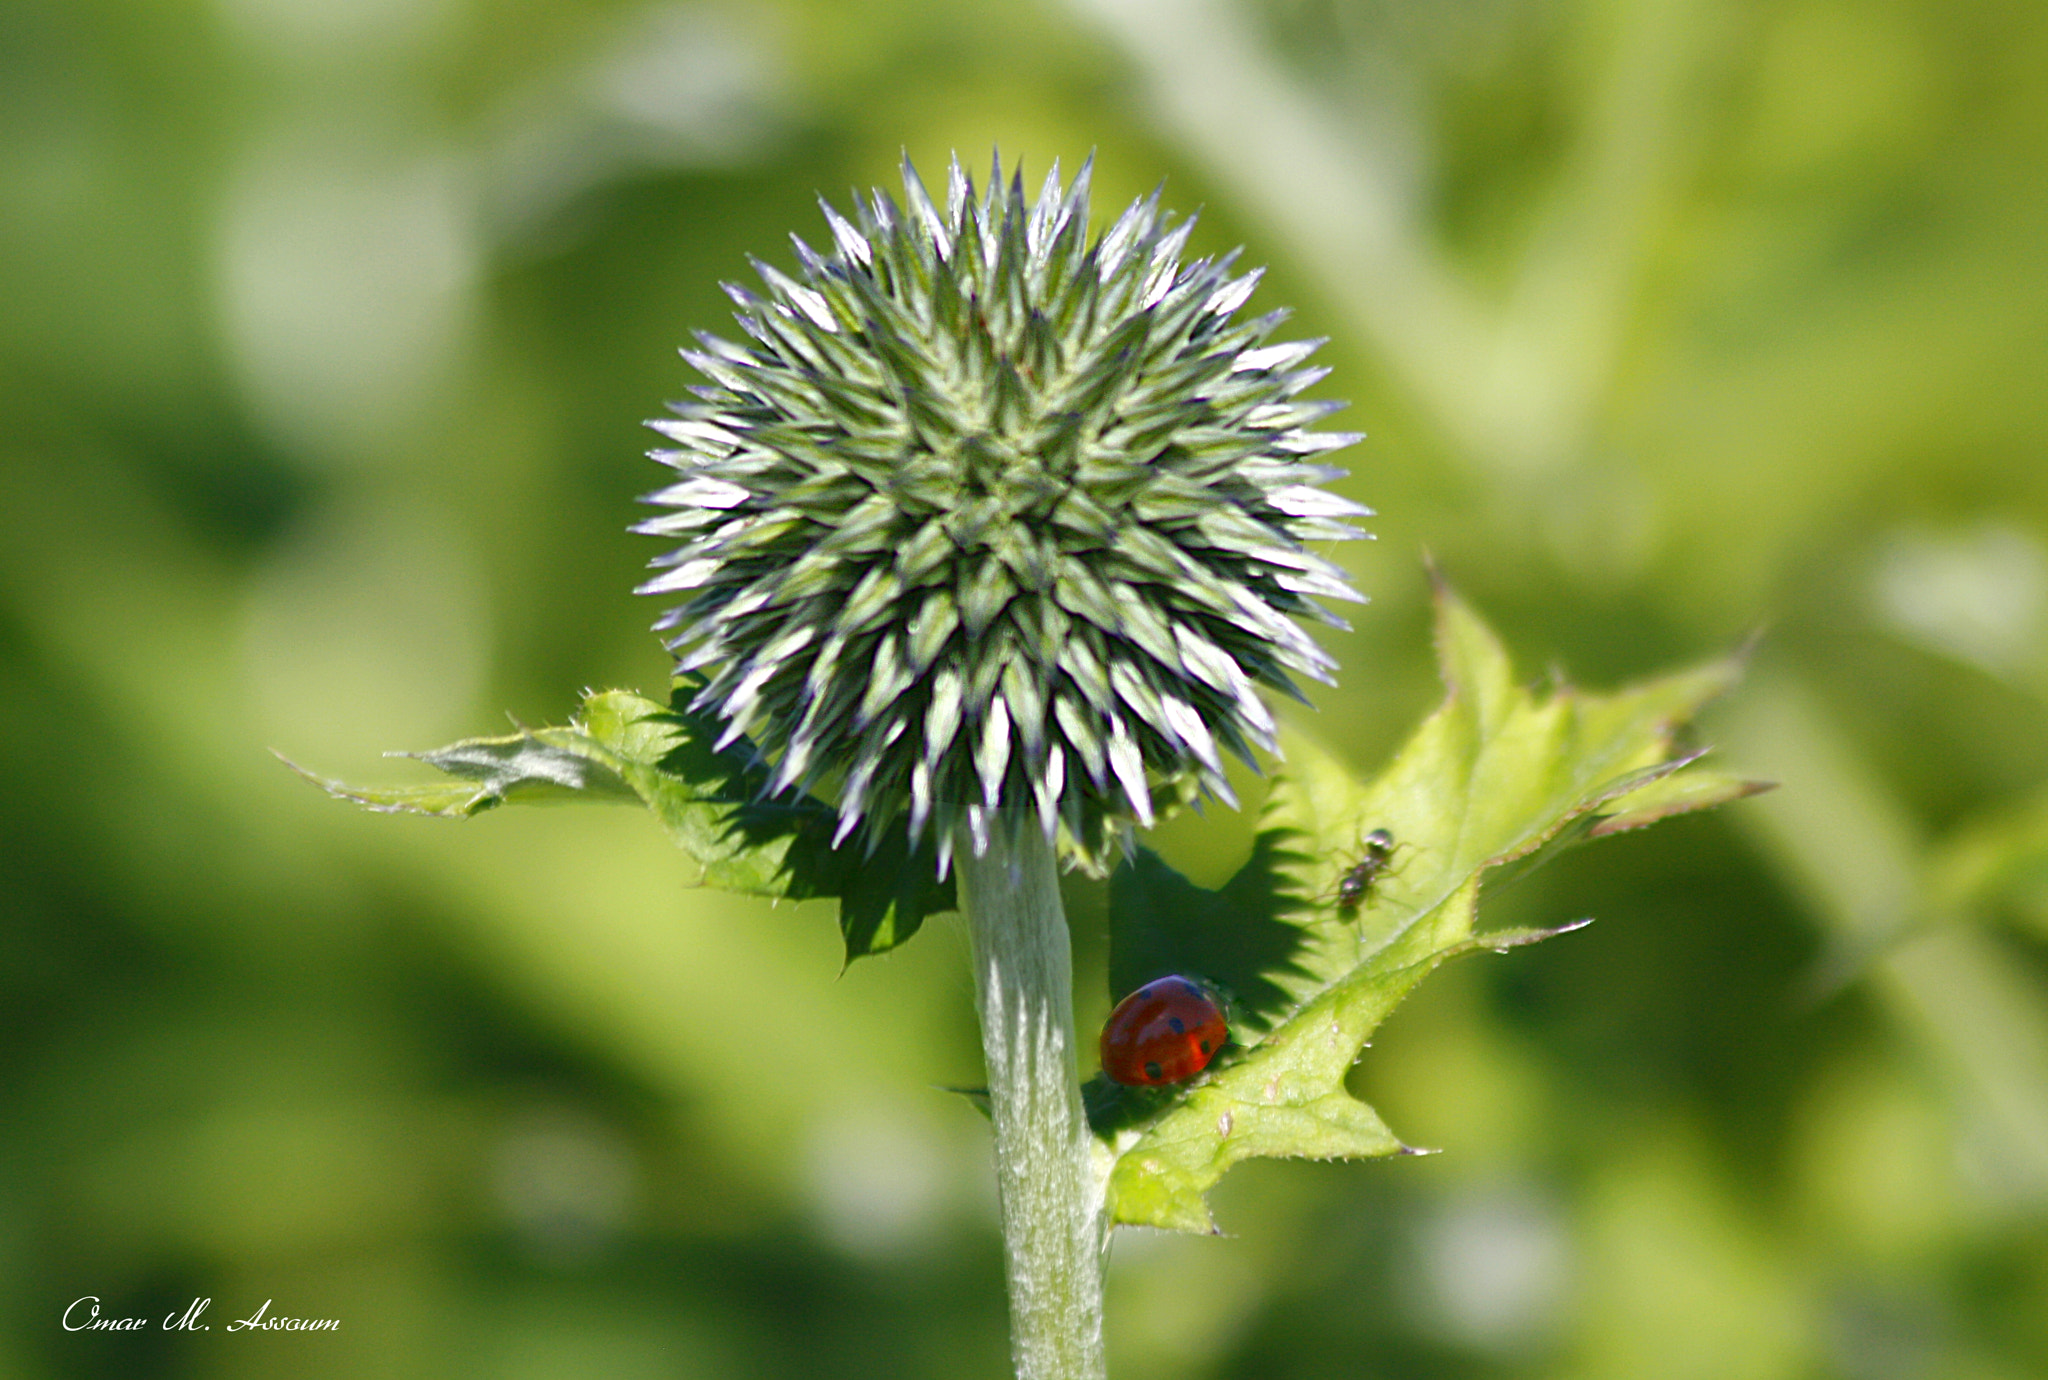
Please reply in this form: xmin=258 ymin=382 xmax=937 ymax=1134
xmin=634 ymin=154 xmax=1371 ymax=871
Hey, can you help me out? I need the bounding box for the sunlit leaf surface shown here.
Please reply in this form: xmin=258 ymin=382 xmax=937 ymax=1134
xmin=1102 ymin=582 xmax=1762 ymax=1231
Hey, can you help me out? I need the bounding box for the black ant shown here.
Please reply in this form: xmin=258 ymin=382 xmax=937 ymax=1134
xmin=1332 ymin=827 xmax=1402 ymax=916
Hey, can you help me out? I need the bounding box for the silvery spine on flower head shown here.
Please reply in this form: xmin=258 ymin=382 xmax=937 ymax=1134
xmin=635 ymin=152 xmax=1372 ymax=875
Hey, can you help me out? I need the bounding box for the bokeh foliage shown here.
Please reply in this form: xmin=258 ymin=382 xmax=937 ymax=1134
xmin=4 ymin=0 xmax=2047 ymax=1376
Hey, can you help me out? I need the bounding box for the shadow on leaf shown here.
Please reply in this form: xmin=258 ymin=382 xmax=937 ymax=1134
xmin=654 ymin=680 xmax=956 ymax=961
xmin=1108 ymin=829 xmax=1318 ymax=1028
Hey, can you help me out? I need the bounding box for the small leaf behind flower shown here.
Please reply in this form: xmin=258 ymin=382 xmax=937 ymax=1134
xmin=1101 ymin=581 xmax=1763 ymax=1232
xmin=288 ymin=682 xmax=954 ymax=961
xmin=281 ymin=731 xmax=638 ymax=817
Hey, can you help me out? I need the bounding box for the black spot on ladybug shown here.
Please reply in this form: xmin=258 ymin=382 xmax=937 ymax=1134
xmin=1099 ymin=972 xmax=1232 ymax=1087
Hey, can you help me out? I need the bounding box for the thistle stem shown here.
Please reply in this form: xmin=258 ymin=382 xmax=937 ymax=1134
xmin=956 ymin=820 xmax=1108 ymax=1380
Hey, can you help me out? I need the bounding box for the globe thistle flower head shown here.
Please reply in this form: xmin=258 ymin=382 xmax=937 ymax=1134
xmin=635 ymin=153 xmax=1371 ymax=873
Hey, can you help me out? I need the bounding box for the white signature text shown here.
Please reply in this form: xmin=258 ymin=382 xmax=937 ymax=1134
xmin=64 ymin=1297 xmax=338 ymax=1333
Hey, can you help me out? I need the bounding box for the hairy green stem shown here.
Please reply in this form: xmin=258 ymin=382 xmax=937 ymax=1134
xmin=956 ymin=821 xmax=1108 ymax=1380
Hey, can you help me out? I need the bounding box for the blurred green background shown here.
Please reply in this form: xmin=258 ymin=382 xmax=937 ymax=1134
xmin=5 ymin=0 xmax=2047 ymax=1375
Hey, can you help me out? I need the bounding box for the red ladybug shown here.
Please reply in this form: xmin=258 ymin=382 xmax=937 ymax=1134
xmin=1100 ymin=976 xmax=1229 ymax=1087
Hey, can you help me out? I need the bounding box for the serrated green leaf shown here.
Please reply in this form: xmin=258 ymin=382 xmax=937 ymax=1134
xmin=1590 ymin=759 xmax=1777 ymax=837
xmin=1109 ymin=906 xmax=1580 ymax=1233
xmin=1100 ymin=580 xmax=1760 ymax=1231
xmin=1266 ymin=580 xmax=1753 ymax=984
xmin=278 ymin=727 xmax=640 ymax=817
xmin=290 ymin=682 xmax=955 ymax=962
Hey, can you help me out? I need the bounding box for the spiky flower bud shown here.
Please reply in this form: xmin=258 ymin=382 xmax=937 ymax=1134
xmin=635 ymin=154 xmax=1370 ymax=872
